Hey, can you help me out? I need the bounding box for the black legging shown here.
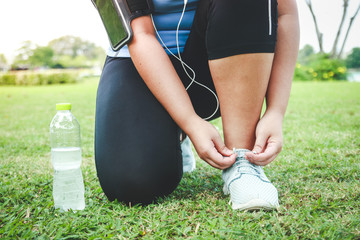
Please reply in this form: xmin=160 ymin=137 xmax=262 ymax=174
xmin=95 ymin=56 xmax=183 ymax=204
xmin=95 ymin=0 xmax=277 ymax=204
xmin=95 ymin=51 xmax=218 ymax=204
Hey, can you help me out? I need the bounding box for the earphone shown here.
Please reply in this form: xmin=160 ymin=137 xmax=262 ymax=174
xmin=151 ymin=0 xmax=219 ymax=121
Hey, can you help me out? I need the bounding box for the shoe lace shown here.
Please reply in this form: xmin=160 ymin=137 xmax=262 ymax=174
xmin=235 ymin=159 xmax=262 ymax=177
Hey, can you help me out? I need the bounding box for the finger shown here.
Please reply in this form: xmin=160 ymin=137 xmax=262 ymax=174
xmin=203 ymin=158 xmax=223 ymax=169
xmin=222 ymin=154 xmax=237 ymax=168
xmin=205 ymin=148 xmax=236 ymax=169
xmin=251 ymin=133 xmax=268 ymax=155
xmin=203 ymin=155 xmax=235 ymax=170
xmin=248 ymin=144 xmax=276 ymax=162
xmin=246 ymin=142 xmax=280 ymax=164
xmin=212 ymin=135 xmax=233 ymax=156
xmin=252 ymin=153 xmax=277 ymax=166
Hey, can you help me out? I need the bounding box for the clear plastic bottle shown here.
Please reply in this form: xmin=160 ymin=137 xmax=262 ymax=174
xmin=50 ymin=103 xmax=85 ymax=211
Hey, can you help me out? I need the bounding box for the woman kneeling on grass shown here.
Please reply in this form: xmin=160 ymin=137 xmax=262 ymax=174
xmin=95 ymin=0 xmax=299 ymax=210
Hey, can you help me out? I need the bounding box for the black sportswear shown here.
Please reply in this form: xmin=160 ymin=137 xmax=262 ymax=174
xmin=95 ymin=0 xmax=278 ymax=204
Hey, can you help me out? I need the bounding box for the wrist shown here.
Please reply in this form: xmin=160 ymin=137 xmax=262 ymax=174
xmin=181 ymin=114 xmax=204 ymax=137
xmin=263 ymin=107 xmax=285 ymax=122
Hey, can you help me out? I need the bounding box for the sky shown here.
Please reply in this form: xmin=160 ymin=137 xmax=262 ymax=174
xmin=0 ymin=0 xmax=359 ymax=62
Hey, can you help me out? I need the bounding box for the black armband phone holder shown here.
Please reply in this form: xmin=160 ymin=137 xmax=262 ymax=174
xmin=91 ymin=0 xmax=153 ymax=51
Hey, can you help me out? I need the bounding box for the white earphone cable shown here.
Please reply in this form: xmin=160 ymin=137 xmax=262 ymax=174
xmin=151 ymin=0 xmax=219 ymax=120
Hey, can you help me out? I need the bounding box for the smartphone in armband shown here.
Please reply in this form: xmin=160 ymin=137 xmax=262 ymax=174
xmin=91 ymin=0 xmax=153 ymax=51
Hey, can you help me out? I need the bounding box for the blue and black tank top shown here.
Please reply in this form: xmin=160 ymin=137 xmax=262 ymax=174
xmin=107 ymin=0 xmax=199 ymax=57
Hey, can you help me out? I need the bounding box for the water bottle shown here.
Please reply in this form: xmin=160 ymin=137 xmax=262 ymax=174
xmin=50 ymin=103 xmax=85 ymax=211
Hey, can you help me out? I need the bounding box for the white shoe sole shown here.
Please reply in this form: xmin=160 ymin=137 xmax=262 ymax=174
xmin=231 ymin=199 xmax=279 ymax=211
xmin=224 ymin=185 xmax=279 ymax=211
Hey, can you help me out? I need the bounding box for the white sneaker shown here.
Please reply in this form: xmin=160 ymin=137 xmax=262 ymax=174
xmin=181 ymin=136 xmax=196 ymax=173
xmin=222 ymin=149 xmax=279 ymax=210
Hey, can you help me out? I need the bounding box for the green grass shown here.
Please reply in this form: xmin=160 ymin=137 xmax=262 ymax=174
xmin=1 ymin=79 xmax=359 ymax=239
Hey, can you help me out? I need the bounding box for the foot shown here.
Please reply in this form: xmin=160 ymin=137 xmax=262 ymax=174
xmin=222 ymin=149 xmax=279 ymax=210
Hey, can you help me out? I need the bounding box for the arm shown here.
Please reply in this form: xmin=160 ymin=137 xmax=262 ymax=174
xmin=266 ymin=0 xmax=300 ymax=117
xmin=128 ymin=16 xmax=236 ymax=169
xmin=246 ymin=0 xmax=300 ymax=165
xmin=128 ymin=16 xmax=196 ymax=130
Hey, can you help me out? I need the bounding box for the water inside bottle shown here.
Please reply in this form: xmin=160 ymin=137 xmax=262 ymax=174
xmin=53 ymin=168 xmax=85 ymax=211
xmin=51 ymin=147 xmax=85 ymax=211
xmin=51 ymin=147 xmax=81 ymax=170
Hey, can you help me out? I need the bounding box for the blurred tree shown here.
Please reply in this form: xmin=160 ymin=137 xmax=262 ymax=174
xmin=298 ymin=44 xmax=315 ymax=65
xmin=305 ymin=0 xmax=360 ymax=59
xmin=12 ymin=41 xmax=35 ymax=69
xmin=0 ymin=53 xmax=8 ymax=71
xmin=11 ymin=36 xmax=105 ymax=69
xmin=346 ymin=47 xmax=360 ymax=68
xmin=48 ymin=36 xmax=84 ymax=58
xmin=0 ymin=54 xmax=7 ymax=65
xmin=28 ymin=46 xmax=54 ymax=68
xmin=48 ymin=35 xmax=105 ymax=60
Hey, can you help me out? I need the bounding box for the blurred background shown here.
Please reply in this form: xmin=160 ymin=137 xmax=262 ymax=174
xmin=0 ymin=0 xmax=359 ymax=84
